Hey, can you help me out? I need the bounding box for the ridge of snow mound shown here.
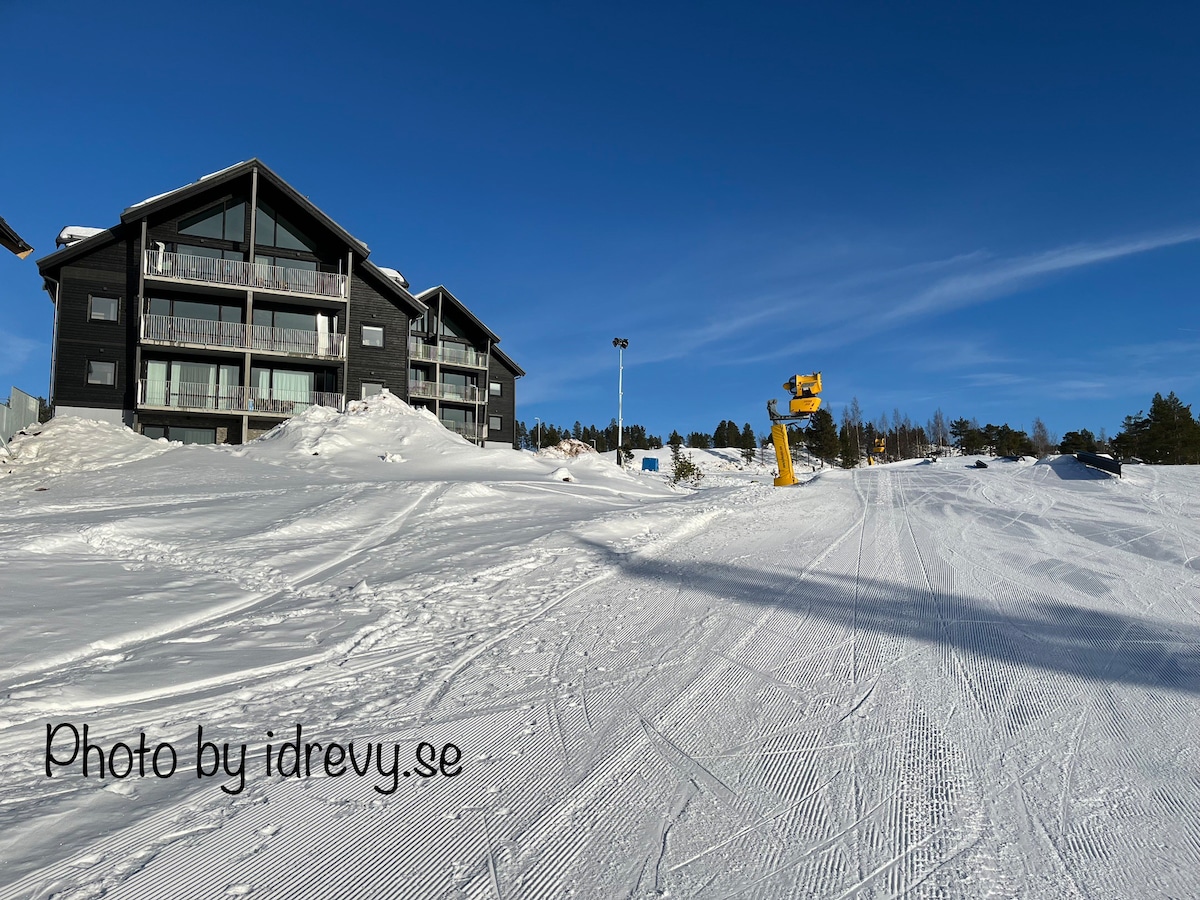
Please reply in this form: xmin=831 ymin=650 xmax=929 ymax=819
xmin=537 ymin=439 xmax=599 ymax=459
xmin=242 ymin=391 xmax=474 ymax=462
xmin=1 ymin=417 xmax=172 ymax=478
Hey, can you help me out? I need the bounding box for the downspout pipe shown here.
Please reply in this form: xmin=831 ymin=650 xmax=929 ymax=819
xmin=43 ymin=275 xmax=61 ymax=413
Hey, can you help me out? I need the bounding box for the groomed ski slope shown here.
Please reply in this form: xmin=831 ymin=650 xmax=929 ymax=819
xmin=2 ymin=399 xmax=1199 ymax=898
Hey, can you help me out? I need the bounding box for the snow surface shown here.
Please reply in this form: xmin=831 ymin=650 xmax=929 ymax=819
xmin=2 ymin=399 xmax=1199 ymax=898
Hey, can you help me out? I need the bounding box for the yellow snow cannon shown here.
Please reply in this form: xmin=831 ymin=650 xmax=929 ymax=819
xmin=767 ymin=370 xmax=824 ymax=487
xmin=869 ymin=435 xmax=886 ymax=465
xmin=784 ymin=372 xmax=823 ymax=416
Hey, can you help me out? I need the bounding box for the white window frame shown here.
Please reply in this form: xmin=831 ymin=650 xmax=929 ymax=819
xmin=362 ymin=325 xmax=384 ymax=347
xmin=489 ymin=415 xmax=502 ymax=432
xmin=362 ymin=382 xmax=384 ymax=399
xmin=489 ymin=381 xmax=502 ymax=397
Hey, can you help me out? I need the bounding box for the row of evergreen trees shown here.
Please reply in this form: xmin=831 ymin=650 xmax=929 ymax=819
xmin=799 ymin=390 xmax=1200 ymax=468
xmin=517 ymin=390 xmax=1200 ymax=466
xmin=515 ymin=419 xmax=663 ymax=452
xmin=516 ymin=418 xmax=760 ymax=453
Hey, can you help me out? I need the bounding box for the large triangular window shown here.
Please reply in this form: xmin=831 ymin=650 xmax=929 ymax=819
xmin=180 ymin=201 xmax=245 ymax=241
xmin=256 ymin=200 xmax=317 ymax=253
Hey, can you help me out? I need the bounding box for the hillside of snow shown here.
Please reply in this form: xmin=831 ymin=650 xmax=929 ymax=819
xmin=2 ymin=399 xmax=1199 ymax=898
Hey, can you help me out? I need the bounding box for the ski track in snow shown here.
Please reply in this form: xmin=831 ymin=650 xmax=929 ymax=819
xmin=2 ymin=441 xmax=1200 ymax=898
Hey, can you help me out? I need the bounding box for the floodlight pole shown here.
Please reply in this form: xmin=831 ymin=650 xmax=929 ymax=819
xmin=534 ymin=417 xmax=541 ymax=450
xmin=613 ymin=338 xmax=628 ymax=463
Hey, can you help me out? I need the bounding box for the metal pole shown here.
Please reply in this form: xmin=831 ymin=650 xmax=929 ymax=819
xmin=613 ymin=337 xmax=628 ymax=464
xmin=534 ymin=417 xmax=541 ymax=449
xmin=618 ymin=344 xmax=623 ymax=452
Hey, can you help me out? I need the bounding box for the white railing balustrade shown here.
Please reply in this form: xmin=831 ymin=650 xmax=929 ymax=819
xmin=409 ymin=342 xmax=437 ymax=363
xmin=409 ymin=381 xmax=483 ymax=403
xmin=144 ymin=249 xmax=347 ymax=299
xmin=246 ymin=387 xmax=345 ymax=415
xmin=142 ymin=314 xmax=245 ymax=350
xmin=248 ymin=323 xmax=346 ymax=357
xmin=141 ymin=314 xmax=346 ymax=358
xmin=437 ymin=344 xmax=487 ymax=368
xmin=138 ymin=380 xmax=344 ymax=415
xmin=440 ymin=419 xmax=484 ymax=441
xmin=408 ymin=341 xmax=488 ymax=368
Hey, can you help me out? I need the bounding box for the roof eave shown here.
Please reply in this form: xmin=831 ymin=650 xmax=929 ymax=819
xmin=0 ymin=216 xmax=34 ymax=258
xmin=491 ymin=345 xmax=525 ymax=377
xmin=36 ymin=226 xmax=122 ymax=273
xmin=415 ymin=284 xmax=501 ymax=343
xmin=360 ymin=260 xmax=427 ymax=317
xmin=118 ymin=159 xmax=372 ymax=259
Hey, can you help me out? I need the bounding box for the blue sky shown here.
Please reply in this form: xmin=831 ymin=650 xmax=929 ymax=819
xmin=3 ymin=2 xmax=1198 ymax=443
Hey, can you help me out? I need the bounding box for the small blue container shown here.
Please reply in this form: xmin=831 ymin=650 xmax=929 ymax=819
xmin=641 ymin=457 xmax=660 ymax=472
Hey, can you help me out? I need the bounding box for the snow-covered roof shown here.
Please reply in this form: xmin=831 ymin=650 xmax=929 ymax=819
xmin=55 ymin=226 xmax=106 ymax=248
xmin=375 ymin=266 xmax=409 ymax=288
xmin=125 ymin=161 xmax=250 ymax=211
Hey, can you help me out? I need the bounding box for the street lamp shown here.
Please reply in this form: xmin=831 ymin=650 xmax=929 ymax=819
xmin=534 ymin=416 xmax=541 ymax=450
xmin=612 ymin=338 xmax=628 ymax=463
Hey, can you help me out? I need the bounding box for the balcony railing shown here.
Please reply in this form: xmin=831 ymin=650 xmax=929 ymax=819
xmin=141 ymin=314 xmax=346 ymax=359
xmin=137 ymin=380 xmax=344 ymax=416
xmin=409 ymin=380 xmax=483 ymax=403
xmin=440 ymin=419 xmax=484 ymax=441
xmin=144 ymin=249 xmax=347 ymax=299
xmin=408 ymin=341 xmax=488 ymax=369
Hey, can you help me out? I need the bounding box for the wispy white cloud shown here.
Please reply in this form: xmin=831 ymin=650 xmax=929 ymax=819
xmin=749 ymin=228 xmax=1200 ymax=363
xmin=0 ymin=333 xmax=41 ymax=376
xmin=877 ymin=230 xmax=1200 ymax=326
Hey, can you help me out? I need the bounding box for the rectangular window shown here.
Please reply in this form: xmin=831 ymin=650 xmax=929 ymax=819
xmin=179 ymin=200 xmax=246 ymax=242
xmin=362 ymin=325 xmax=384 ymax=347
xmin=362 ymin=382 xmax=384 ymax=399
xmin=87 ymin=360 xmax=116 ymax=385
xmin=174 ymin=300 xmax=222 ymax=322
xmin=489 ymin=381 xmax=501 ymax=397
xmin=177 ymin=244 xmax=244 ymax=261
xmin=89 ymin=296 xmax=119 ymax=322
xmin=489 ymin=415 xmax=502 ymax=432
xmin=142 ymin=425 xmax=167 ymax=440
xmin=175 ymin=427 xmax=217 ymax=445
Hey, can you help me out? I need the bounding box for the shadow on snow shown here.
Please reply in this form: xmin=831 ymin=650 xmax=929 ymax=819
xmin=582 ymin=539 xmax=1200 ymax=697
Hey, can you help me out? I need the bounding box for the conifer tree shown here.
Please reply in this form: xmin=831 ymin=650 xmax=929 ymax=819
xmin=805 ymin=408 xmax=839 ymax=465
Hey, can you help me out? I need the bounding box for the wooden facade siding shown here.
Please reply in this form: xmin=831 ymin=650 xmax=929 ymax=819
xmin=347 ymin=272 xmax=411 ymax=401
xmin=486 ymin=355 xmax=519 ymax=446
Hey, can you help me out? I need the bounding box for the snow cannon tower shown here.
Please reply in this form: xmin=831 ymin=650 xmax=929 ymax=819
xmin=767 ymin=371 xmax=823 ymax=487
xmin=869 ymin=435 xmax=886 ymax=465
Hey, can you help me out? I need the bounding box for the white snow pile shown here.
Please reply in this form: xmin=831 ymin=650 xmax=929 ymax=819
xmin=242 ymin=391 xmax=469 ymax=463
xmin=237 ymin=392 xmax=662 ymax=491
xmin=536 ymin=438 xmax=599 ymax=459
xmin=0 ymin=416 xmax=171 ymax=478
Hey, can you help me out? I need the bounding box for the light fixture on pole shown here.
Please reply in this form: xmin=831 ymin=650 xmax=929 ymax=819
xmin=612 ymin=338 xmax=628 ymax=462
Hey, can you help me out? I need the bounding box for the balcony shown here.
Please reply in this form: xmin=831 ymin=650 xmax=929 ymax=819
xmin=141 ymin=314 xmax=346 ymax=359
xmin=144 ymin=249 xmax=347 ymax=300
xmin=440 ymin=419 xmax=484 ymax=441
xmin=137 ymin=380 xmax=344 ymax=417
xmin=408 ymin=341 xmax=488 ymax=369
xmin=409 ymin=381 xmax=483 ymax=403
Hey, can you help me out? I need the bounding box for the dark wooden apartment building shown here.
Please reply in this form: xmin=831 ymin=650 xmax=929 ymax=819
xmin=36 ymin=160 xmax=523 ymax=447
